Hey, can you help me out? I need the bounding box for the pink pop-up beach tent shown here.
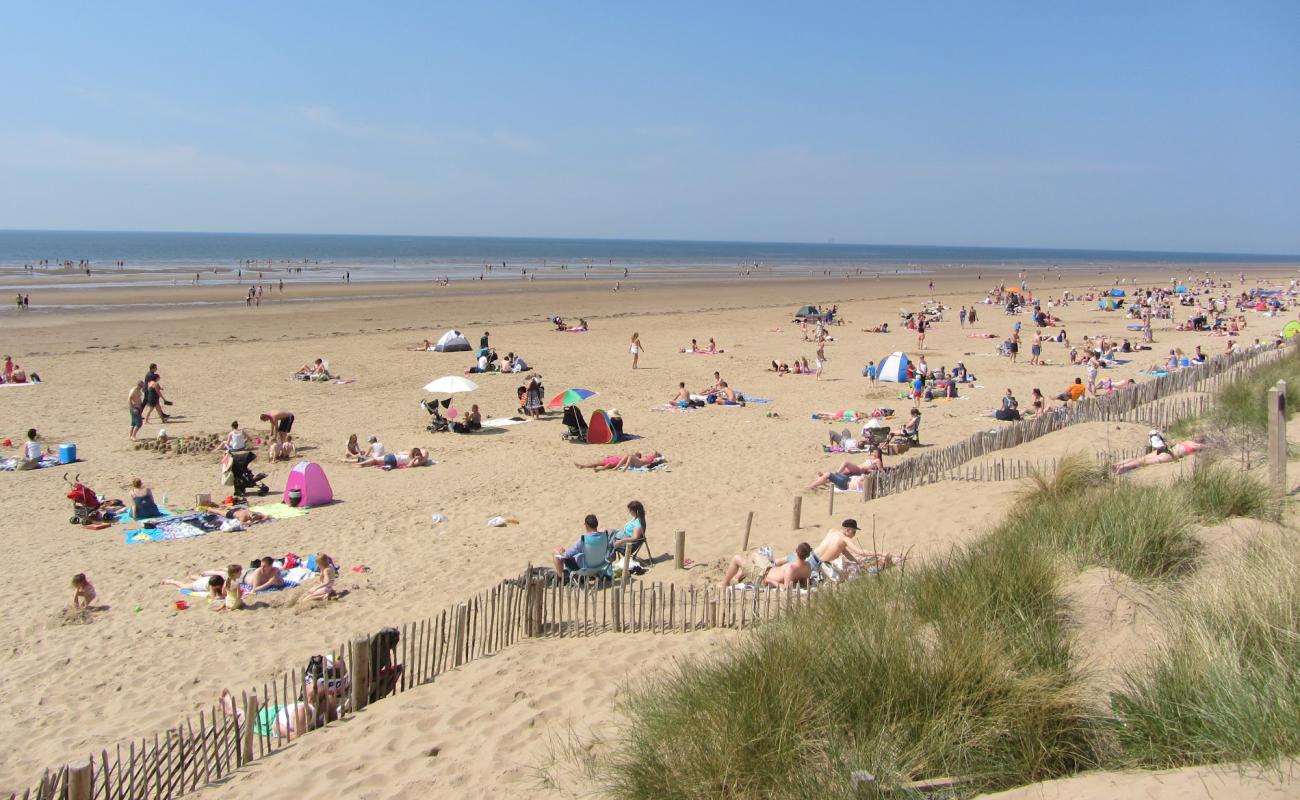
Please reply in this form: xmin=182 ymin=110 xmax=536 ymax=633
xmin=283 ymin=461 xmax=333 ymax=507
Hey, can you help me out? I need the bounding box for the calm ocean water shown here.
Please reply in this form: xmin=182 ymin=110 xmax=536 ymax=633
xmin=0 ymin=230 xmax=1294 ymax=289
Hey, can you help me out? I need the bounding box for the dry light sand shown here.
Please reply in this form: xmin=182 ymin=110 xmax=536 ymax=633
xmin=1 ymin=266 xmax=1298 ymax=797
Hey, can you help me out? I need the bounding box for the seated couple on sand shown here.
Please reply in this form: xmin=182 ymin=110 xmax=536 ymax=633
xmin=808 ymin=520 xmax=904 ymax=582
xmin=680 ymin=338 xmax=723 ymax=354
xmin=862 ymin=322 xmax=890 ymax=333
xmin=293 ymin=359 xmax=333 ymax=381
xmin=575 ymin=450 xmax=664 ymax=471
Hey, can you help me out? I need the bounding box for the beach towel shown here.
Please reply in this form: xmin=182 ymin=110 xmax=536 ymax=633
xmin=253 ymin=502 xmax=308 ymax=519
xmin=651 ymin=405 xmax=698 ymax=413
xmin=122 ymin=503 xmax=177 ymax=523
xmin=124 ymin=512 xmax=228 ymax=544
xmin=0 ymin=455 xmax=60 ymax=471
xmin=742 ymin=397 xmax=772 ymax=404
xmin=626 ymin=458 xmax=668 ymax=472
xmin=0 ymin=381 xmax=40 ymax=388
xmin=482 ymin=417 xmax=528 ymax=428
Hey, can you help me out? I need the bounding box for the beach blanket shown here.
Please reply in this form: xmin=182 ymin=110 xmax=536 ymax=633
xmin=0 ymin=381 xmax=40 ymax=388
xmin=968 ymin=333 xmax=998 ymax=339
xmin=627 ymin=459 xmax=669 ymax=472
xmin=743 ymin=397 xmax=772 ymax=404
xmin=483 ymin=417 xmax=529 ymax=428
xmin=124 ymin=512 xmax=228 ymax=545
xmin=0 ymin=455 xmax=61 ymax=471
xmin=122 ymin=503 xmax=177 ymax=523
xmin=253 ymin=502 xmax=308 ymax=520
xmin=564 ymin=328 xmax=590 ymax=333
xmin=651 ymin=405 xmax=698 ymax=413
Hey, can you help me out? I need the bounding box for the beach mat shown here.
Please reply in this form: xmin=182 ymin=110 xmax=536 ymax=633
xmin=252 ymin=502 xmax=308 ymax=520
xmin=0 ymin=455 xmax=62 ymax=471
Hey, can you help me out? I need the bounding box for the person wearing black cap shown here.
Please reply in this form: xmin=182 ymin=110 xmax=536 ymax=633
xmin=814 ymin=519 xmax=870 ymax=564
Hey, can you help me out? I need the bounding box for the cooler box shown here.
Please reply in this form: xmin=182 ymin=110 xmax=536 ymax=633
xmin=58 ymin=443 xmax=77 ymax=463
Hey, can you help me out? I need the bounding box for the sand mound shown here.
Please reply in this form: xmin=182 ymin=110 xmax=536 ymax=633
xmin=1060 ymin=567 xmax=1162 ymax=703
xmin=190 ymin=630 xmax=736 ymax=800
xmin=976 ymin=759 xmax=1300 ymax=800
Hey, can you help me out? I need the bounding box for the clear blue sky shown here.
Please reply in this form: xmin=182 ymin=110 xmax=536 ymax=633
xmin=1 ymin=2 xmax=1296 ymax=254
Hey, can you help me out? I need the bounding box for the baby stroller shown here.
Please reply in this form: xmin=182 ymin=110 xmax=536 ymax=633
xmin=420 ymin=398 xmax=451 ymax=433
xmin=561 ymin=405 xmax=588 ymax=441
xmin=227 ymin=451 xmax=269 ymax=497
xmin=65 ymin=473 xmax=113 ymax=525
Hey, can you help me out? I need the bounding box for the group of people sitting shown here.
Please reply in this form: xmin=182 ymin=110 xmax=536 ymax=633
xmin=466 ymin=349 xmax=530 ymax=374
xmin=720 ymin=519 xmax=903 ymax=589
xmin=679 ymin=338 xmax=724 ymax=354
xmin=669 ymin=372 xmax=745 ymax=407
xmin=419 ymin=400 xmax=484 ymax=434
xmin=292 ymin=358 xmax=334 ymax=381
xmin=807 ymin=410 xmax=922 ymax=490
xmin=551 ymin=316 xmax=589 ymax=332
xmin=341 ymin=434 xmax=433 ymax=469
xmin=161 ymin=552 xmax=340 ymax=611
xmin=1 ymin=355 xmax=39 ymax=384
xmin=769 ymin=357 xmax=821 ymax=375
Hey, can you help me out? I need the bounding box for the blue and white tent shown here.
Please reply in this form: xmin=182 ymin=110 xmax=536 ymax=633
xmin=877 ymin=351 xmax=910 ymax=382
xmin=1109 ymin=288 xmax=1127 ymax=297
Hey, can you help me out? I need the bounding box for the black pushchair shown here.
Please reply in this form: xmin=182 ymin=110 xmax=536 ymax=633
xmin=420 ymin=398 xmax=451 ymax=432
xmin=230 ymin=451 xmax=269 ymax=496
xmin=562 ymin=405 xmax=588 ymax=441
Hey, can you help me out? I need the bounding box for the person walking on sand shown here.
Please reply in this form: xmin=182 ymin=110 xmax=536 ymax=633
xmin=959 ymin=306 xmax=967 ymax=327
xmin=128 ymin=381 xmax=145 ymax=441
xmin=630 ymin=333 xmax=644 ymax=369
xmin=916 ymin=315 xmax=927 ymax=350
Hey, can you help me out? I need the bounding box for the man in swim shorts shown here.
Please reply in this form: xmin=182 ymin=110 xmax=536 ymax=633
xmin=720 ymin=542 xmax=813 ymax=589
xmin=260 ymin=409 xmax=295 ymax=445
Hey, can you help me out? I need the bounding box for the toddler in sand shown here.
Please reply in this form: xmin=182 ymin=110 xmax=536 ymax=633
xmin=70 ymin=573 xmax=96 ymax=609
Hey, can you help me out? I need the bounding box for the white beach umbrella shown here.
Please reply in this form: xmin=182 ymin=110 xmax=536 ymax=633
xmin=423 ymin=375 xmax=479 ymax=394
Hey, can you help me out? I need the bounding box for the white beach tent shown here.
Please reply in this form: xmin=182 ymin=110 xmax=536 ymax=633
xmin=877 ymin=351 xmax=910 ymax=382
xmin=433 ymin=330 xmax=472 ymax=352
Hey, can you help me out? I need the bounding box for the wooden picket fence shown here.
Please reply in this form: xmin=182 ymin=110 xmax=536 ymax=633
xmin=846 ymin=342 xmax=1290 ymax=503
xmin=6 ymin=574 xmax=848 ymax=800
xmin=10 ymin=341 xmax=1292 ymax=800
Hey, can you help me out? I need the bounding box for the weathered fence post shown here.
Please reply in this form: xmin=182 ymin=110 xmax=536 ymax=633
xmin=1268 ymin=380 xmax=1287 ymax=494
xmin=67 ymin=761 xmax=92 ymax=800
xmin=527 ymin=579 xmax=544 ymax=637
xmin=350 ymin=636 xmax=371 ymax=711
xmin=741 ymin=511 xmax=754 ymax=551
xmin=453 ymin=604 xmax=468 ymax=666
xmin=241 ymin=694 xmax=257 ymax=766
xmin=791 ymin=496 xmax=802 ymax=529
xmin=674 ymin=530 xmax=686 ymax=569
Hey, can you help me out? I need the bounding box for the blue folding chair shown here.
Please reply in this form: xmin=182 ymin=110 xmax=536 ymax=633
xmin=569 ymin=531 xmax=615 ymax=584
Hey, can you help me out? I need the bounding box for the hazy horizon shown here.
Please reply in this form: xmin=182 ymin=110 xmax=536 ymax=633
xmin=2 ymin=3 xmax=1297 ymax=254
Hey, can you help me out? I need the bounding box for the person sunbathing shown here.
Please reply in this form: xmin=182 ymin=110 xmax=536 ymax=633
xmin=452 ymin=405 xmax=482 ymax=433
xmin=806 ymin=449 xmax=884 ymax=490
xmin=223 ymin=507 xmax=269 ymax=526
xmin=681 ymin=338 xmax=700 ymax=353
xmin=720 ymin=542 xmax=813 ymax=589
xmin=359 ymin=447 xmax=431 ymax=469
xmin=699 ymin=371 xmax=724 ymax=395
xmin=269 ymin=435 xmax=297 ymax=461
xmin=712 ymin=381 xmax=744 ymax=405
xmin=129 ymin=478 xmax=164 ymax=519
xmin=769 ymin=360 xmax=790 ymax=374
xmin=294 ymin=359 xmax=332 ymax=380
xmin=705 ymin=338 xmax=723 ymax=353
xmin=669 ymin=382 xmax=691 ymax=406
xmin=814 ymin=520 xmax=870 ymax=563
xmin=574 ymin=450 xmax=663 ymax=471
xmin=1114 ymin=439 xmax=1206 ymax=473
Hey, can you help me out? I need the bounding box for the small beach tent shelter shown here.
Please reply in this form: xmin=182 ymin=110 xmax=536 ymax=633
xmin=433 ymin=330 xmax=472 ymax=352
xmin=877 ymin=352 xmax=910 ymax=382
xmin=794 ymin=306 xmax=819 ymax=319
xmin=283 ymin=462 xmax=333 ymax=508
xmin=1109 ymin=288 xmax=1127 ymax=297
xmin=587 ymin=409 xmax=616 ymax=444
xmin=1175 ymin=284 xmax=1188 ymax=293
xmin=1098 ymin=298 xmax=1120 ymax=310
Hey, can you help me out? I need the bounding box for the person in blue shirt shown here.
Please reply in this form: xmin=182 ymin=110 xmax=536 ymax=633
xmin=613 ymin=500 xmax=647 ymax=555
xmin=552 ymin=514 xmax=600 ymax=575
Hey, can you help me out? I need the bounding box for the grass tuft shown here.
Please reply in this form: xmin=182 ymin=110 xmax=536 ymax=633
xmin=1112 ymin=530 xmax=1300 ymax=767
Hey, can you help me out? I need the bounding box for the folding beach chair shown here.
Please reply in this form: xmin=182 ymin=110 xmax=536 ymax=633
xmin=568 ymin=531 xmax=615 ymax=584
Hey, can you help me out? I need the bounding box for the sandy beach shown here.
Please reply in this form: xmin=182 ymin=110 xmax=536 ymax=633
xmin=2 ymin=266 xmax=1298 ymax=797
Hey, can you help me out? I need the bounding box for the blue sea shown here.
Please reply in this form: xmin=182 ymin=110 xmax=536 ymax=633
xmin=0 ymin=229 xmax=1294 ymax=290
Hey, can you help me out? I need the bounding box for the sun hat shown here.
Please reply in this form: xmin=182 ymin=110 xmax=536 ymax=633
xmin=842 ymin=519 xmax=859 ymax=530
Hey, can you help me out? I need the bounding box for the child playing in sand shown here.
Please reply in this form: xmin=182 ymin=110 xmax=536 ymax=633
xmin=71 ymin=573 xmax=96 ymax=609
xmin=224 ymin=564 xmax=244 ymax=611
xmin=305 ymin=553 xmax=339 ymax=601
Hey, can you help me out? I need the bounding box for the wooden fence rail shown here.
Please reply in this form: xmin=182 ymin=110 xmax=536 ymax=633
xmin=9 ymin=342 xmax=1291 ymax=800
